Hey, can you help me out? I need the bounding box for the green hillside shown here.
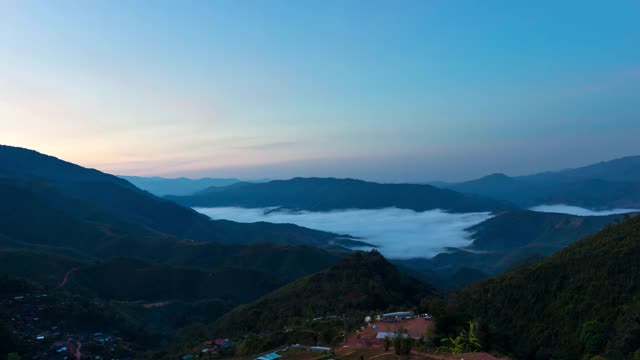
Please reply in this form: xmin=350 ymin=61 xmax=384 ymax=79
xmin=433 ymin=214 xmax=640 ymax=359
xmin=0 ymin=145 xmax=340 ymax=245
xmin=0 ymin=179 xmax=346 ymax=278
xmin=0 ymin=147 xmax=355 ymax=359
xmin=161 ymin=250 xmax=437 ymax=358
xmin=214 ymin=250 xmax=435 ymax=337
xmin=398 ymin=210 xmax=621 ymax=290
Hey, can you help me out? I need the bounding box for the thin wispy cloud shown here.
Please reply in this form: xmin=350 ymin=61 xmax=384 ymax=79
xmin=2 ymin=2 xmax=639 ymax=181
xmin=237 ymin=141 xmax=299 ymax=151
xmin=195 ymin=207 xmax=492 ymax=259
xmin=570 ymin=66 xmax=640 ymax=96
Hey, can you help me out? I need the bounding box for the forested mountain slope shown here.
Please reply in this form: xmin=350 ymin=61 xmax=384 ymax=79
xmin=0 ymin=145 xmax=339 ymax=245
xmin=434 ymin=214 xmax=640 ymax=359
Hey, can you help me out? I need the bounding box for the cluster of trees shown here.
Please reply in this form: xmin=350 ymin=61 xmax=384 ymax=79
xmin=210 ymin=251 xmax=435 ymax=338
xmin=160 ymin=251 xmax=435 ymax=358
xmin=430 ymin=216 xmax=640 ymax=359
xmin=437 ymin=321 xmax=481 ymax=355
xmin=381 ymin=330 xmax=414 ymax=355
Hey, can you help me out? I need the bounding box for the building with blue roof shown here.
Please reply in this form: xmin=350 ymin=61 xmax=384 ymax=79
xmin=256 ymin=352 xmax=281 ymax=360
xmin=376 ymin=332 xmax=408 ymax=339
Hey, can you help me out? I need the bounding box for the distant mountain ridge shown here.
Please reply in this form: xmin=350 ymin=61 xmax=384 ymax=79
xmin=167 ymin=177 xmax=513 ymax=213
xmin=522 ymin=155 xmax=640 ymax=183
xmin=120 ymin=176 xmax=243 ymax=196
xmin=436 ymin=155 xmax=640 ymax=209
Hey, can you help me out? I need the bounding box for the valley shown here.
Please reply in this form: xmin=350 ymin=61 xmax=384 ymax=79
xmin=4 ymin=5 xmax=640 ymax=359
xmin=194 ymin=206 xmax=492 ymax=259
xmin=0 ymin=145 xmax=639 ymax=360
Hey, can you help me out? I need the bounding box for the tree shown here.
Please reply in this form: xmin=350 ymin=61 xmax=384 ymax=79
xmin=320 ymin=326 xmax=338 ymax=344
xmin=393 ymin=330 xmax=413 ymax=355
xmin=438 ymin=321 xmax=481 ymax=355
xmin=401 ymin=336 xmax=413 ymax=355
xmin=580 ymin=320 xmax=607 ymax=355
xmin=383 ymin=336 xmax=391 ymax=351
xmin=7 ymin=353 xmax=21 ymax=360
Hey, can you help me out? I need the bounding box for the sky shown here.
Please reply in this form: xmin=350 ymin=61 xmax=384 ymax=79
xmin=1 ymin=1 xmax=639 ymax=182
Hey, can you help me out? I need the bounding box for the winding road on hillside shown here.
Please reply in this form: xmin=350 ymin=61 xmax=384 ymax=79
xmin=56 ymin=268 xmax=79 ymax=289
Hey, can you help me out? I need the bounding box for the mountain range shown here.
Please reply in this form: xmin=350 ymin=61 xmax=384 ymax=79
xmin=0 ymin=145 xmax=345 ymax=246
xmin=0 ymin=145 xmax=355 ymax=352
xmin=167 ymin=177 xmax=513 ymax=213
xmin=1 ymin=145 xmax=630 ymax=292
xmin=2 ymin=144 xmax=640 ymax=359
xmin=398 ymin=209 xmax=623 ymax=289
xmin=436 ymin=156 xmax=640 ymax=209
xmin=120 ymin=176 xmax=244 ymax=196
xmin=163 ymin=214 xmax=640 ymax=359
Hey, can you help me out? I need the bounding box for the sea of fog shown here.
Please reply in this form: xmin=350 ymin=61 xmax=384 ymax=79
xmin=195 ymin=207 xmax=492 ymax=259
xmin=529 ymin=204 xmax=640 ymax=216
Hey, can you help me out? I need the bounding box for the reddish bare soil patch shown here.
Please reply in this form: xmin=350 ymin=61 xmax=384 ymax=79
xmin=434 ymin=353 xmax=509 ymax=360
xmin=342 ymin=318 xmax=433 ymax=348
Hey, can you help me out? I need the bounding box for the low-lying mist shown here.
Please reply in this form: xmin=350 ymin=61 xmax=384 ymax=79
xmin=529 ymin=204 xmax=640 ymax=216
xmin=195 ymin=207 xmax=492 ymax=259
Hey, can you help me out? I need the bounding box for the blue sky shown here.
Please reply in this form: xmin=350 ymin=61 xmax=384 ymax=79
xmin=1 ymin=1 xmax=639 ymax=181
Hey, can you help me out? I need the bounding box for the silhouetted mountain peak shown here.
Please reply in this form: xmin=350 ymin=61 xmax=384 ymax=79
xmin=0 ymin=145 xmax=341 ymax=246
xmin=481 ymin=173 xmax=512 ymax=180
xmin=0 ymin=144 xmax=136 ymax=189
xmin=328 ymin=249 xmax=394 ymax=274
xmin=522 ymin=154 xmax=640 ymax=183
